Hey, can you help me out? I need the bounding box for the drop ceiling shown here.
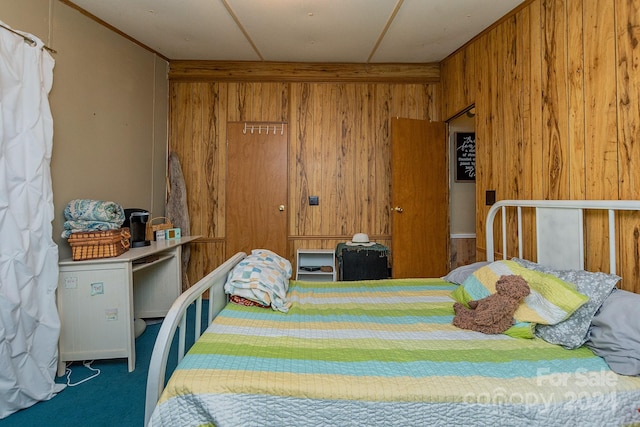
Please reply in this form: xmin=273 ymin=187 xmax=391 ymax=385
xmin=69 ymin=0 xmax=524 ymax=63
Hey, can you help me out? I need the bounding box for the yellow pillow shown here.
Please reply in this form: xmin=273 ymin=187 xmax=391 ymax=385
xmin=451 ymin=260 xmax=588 ymax=325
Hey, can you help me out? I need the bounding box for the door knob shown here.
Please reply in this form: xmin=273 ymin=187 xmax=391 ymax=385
xmin=279 ymin=205 xmax=285 ymax=211
xmin=392 ymin=206 xmax=403 ymax=213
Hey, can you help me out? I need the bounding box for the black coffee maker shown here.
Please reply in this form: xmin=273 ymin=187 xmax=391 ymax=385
xmin=123 ymin=208 xmax=150 ymax=248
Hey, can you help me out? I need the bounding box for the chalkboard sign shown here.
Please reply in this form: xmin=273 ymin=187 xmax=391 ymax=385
xmin=455 ymin=132 xmax=476 ymax=182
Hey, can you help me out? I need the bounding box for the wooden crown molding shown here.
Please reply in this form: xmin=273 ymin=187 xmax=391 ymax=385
xmin=169 ymin=61 xmax=440 ymax=83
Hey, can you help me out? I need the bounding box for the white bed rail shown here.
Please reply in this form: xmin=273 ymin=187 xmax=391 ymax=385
xmin=486 ymin=200 xmax=640 ymax=273
xmin=144 ymin=251 xmax=247 ymax=426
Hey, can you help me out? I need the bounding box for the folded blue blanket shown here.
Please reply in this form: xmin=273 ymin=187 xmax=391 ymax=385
xmin=61 ymin=220 xmax=123 ymax=238
xmin=62 ymin=199 xmax=125 ymax=238
xmin=64 ymin=199 xmax=125 ymax=223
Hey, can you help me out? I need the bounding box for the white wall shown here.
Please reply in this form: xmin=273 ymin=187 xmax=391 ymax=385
xmin=1 ymin=0 xmax=168 ymax=258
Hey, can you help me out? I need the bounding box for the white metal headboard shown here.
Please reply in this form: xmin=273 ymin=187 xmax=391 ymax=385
xmin=485 ymin=200 xmax=640 ymax=274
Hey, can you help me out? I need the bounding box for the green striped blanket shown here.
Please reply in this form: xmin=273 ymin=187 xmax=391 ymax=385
xmin=149 ymin=279 xmax=640 ymax=427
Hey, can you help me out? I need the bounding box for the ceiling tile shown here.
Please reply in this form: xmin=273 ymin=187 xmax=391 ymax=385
xmin=371 ymin=0 xmax=524 ymax=63
xmin=227 ymin=0 xmax=398 ymax=63
xmin=71 ymin=0 xmax=259 ymax=60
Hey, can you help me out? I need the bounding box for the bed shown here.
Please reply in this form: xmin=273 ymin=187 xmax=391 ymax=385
xmin=145 ymin=200 xmax=640 ymax=426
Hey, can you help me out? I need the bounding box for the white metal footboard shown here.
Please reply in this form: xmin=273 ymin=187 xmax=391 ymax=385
xmin=144 ymin=251 xmax=246 ymax=426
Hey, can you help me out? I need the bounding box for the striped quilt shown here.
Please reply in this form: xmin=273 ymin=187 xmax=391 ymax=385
xmin=149 ymin=279 xmax=640 ymax=427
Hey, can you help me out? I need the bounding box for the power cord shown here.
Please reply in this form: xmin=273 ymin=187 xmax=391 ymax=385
xmin=65 ymin=360 xmax=101 ymax=386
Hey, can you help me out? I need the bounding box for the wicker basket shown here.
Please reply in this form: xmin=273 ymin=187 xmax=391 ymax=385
xmin=146 ymin=217 xmax=173 ymax=241
xmin=68 ymin=228 xmax=131 ymax=261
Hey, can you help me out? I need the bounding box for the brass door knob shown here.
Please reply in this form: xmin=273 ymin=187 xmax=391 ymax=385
xmin=392 ymin=206 xmax=404 ymax=213
xmin=279 ymin=205 xmax=285 ymax=211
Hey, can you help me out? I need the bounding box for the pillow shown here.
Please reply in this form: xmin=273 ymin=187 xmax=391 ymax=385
xmin=451 ymin=260 xmax=589 ymax=325
xmin=512 ymin=258 xmax=620 ymax=349
xmin=586 ymin=289 xmax=640 ymax=376
xmin=224 ymin=249 xmax=293 ymax=312
xmin=442 ymin=261 xmax=490 ymax=284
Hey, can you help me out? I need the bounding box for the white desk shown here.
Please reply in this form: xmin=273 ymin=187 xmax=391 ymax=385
xmin=56 ymin=236 xmax=199 ymax=374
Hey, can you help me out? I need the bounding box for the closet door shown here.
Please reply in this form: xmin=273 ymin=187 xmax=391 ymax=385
xmin=391 ymin=118 xmax=448 ymax=278
xmin=226 ymin=122 xmax=288 ymax=257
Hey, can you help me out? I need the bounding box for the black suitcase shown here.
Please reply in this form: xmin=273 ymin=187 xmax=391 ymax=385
xmin=339 ymin=247 xmax=389 ymax=281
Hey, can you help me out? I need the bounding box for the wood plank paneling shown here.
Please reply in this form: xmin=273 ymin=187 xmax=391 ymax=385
xmin=501 ymin=15 xmax=523 ymax=254
xmin=441 ymin=49 xmax=474 ymax=119
xmin=617 ymin=0 xmax=640 ymax=202
xmin=567 ymin=0 xmax=586 ymax=200
xmin=441 ymin=0 xmax=640 ymax=291
xmin=372 ymin=86 xmax=393 ymax=235
xmin=450 ymin=237 xmax=477 ymax=269
xmin=169 ymin=82 xmax=226 ymax=286
xmin=616 ymin=0 xmax=640 ymax=293
xmin=288 ymin=82 xmax=437 ymax=241
xmin=583 ymin=0 xmax=618 ymax=272
xmin=541 ymin=0 xmax=570 ymax=200
xmin=472 ymin=33 xmax=492 ymax=258
xmin=171 ymin=78 xmax=437 ymax=284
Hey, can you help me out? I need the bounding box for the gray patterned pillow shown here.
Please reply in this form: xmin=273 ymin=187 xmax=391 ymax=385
xmin=512 ymin=258 xmax=620 ymax=349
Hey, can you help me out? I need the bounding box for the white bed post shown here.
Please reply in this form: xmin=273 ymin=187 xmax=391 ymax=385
xmin=608 ymin=209 xmax=617 ymax=275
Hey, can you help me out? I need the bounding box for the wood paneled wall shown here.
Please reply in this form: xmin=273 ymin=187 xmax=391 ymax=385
xmin=169 ymin=79 xmax=439 ymax=283
xmin=441 ymin=0 xmax=640 ymax=292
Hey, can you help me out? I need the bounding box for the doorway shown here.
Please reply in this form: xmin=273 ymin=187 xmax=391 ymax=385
xmin=226 ymin=122 xmax=288 ymax=257
xmin=448 ymin=107 xmax=476 ymax=268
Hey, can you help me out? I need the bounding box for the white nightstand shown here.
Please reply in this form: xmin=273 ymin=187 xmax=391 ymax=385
xmin=296 ymin=249 xmax=336 ymax=281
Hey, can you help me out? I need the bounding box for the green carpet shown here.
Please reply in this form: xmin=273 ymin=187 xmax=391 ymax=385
xmin=3 ymin=322 xmax=160 ymax=427
xmin=3 ymin=302 xmax=204 ymax=427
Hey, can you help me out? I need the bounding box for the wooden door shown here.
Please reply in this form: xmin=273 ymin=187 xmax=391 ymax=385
xmin=226 ymin=123 xmax=288 ymax=256
xmin=391 ymin=118 xmax=448 ymax=278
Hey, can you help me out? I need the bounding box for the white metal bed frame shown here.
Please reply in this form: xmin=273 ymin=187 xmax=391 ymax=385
xmin=145 ymin=199 xmax=640 ymax=425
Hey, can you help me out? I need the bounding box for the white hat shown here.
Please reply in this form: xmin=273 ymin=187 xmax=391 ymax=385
xmin=346 ymin=233 xmax=375 ymax=246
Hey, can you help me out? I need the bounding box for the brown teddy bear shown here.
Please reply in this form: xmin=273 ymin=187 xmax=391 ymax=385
xmin=452 ymin=275 xmax=530 ymax=334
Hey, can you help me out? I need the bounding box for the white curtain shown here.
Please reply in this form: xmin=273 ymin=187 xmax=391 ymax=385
xmin=0 ymin=21 xmax=64 ymax=418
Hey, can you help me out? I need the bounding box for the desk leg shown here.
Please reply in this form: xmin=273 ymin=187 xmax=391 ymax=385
xmin=57 ymin=358 xmax=66 ymax=377
xmin=126 ymin=264 xmax=136 ymax=372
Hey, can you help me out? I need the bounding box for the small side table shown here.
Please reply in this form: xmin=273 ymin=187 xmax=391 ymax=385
xmin=296 ymin=249 xmax=336 ymax=281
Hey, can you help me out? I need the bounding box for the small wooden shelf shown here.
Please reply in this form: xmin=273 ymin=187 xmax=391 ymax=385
xmin=131 ymin=253 xmax=174 ymax=273
xmin=296 ymin=249 xmax=336 ymax=282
